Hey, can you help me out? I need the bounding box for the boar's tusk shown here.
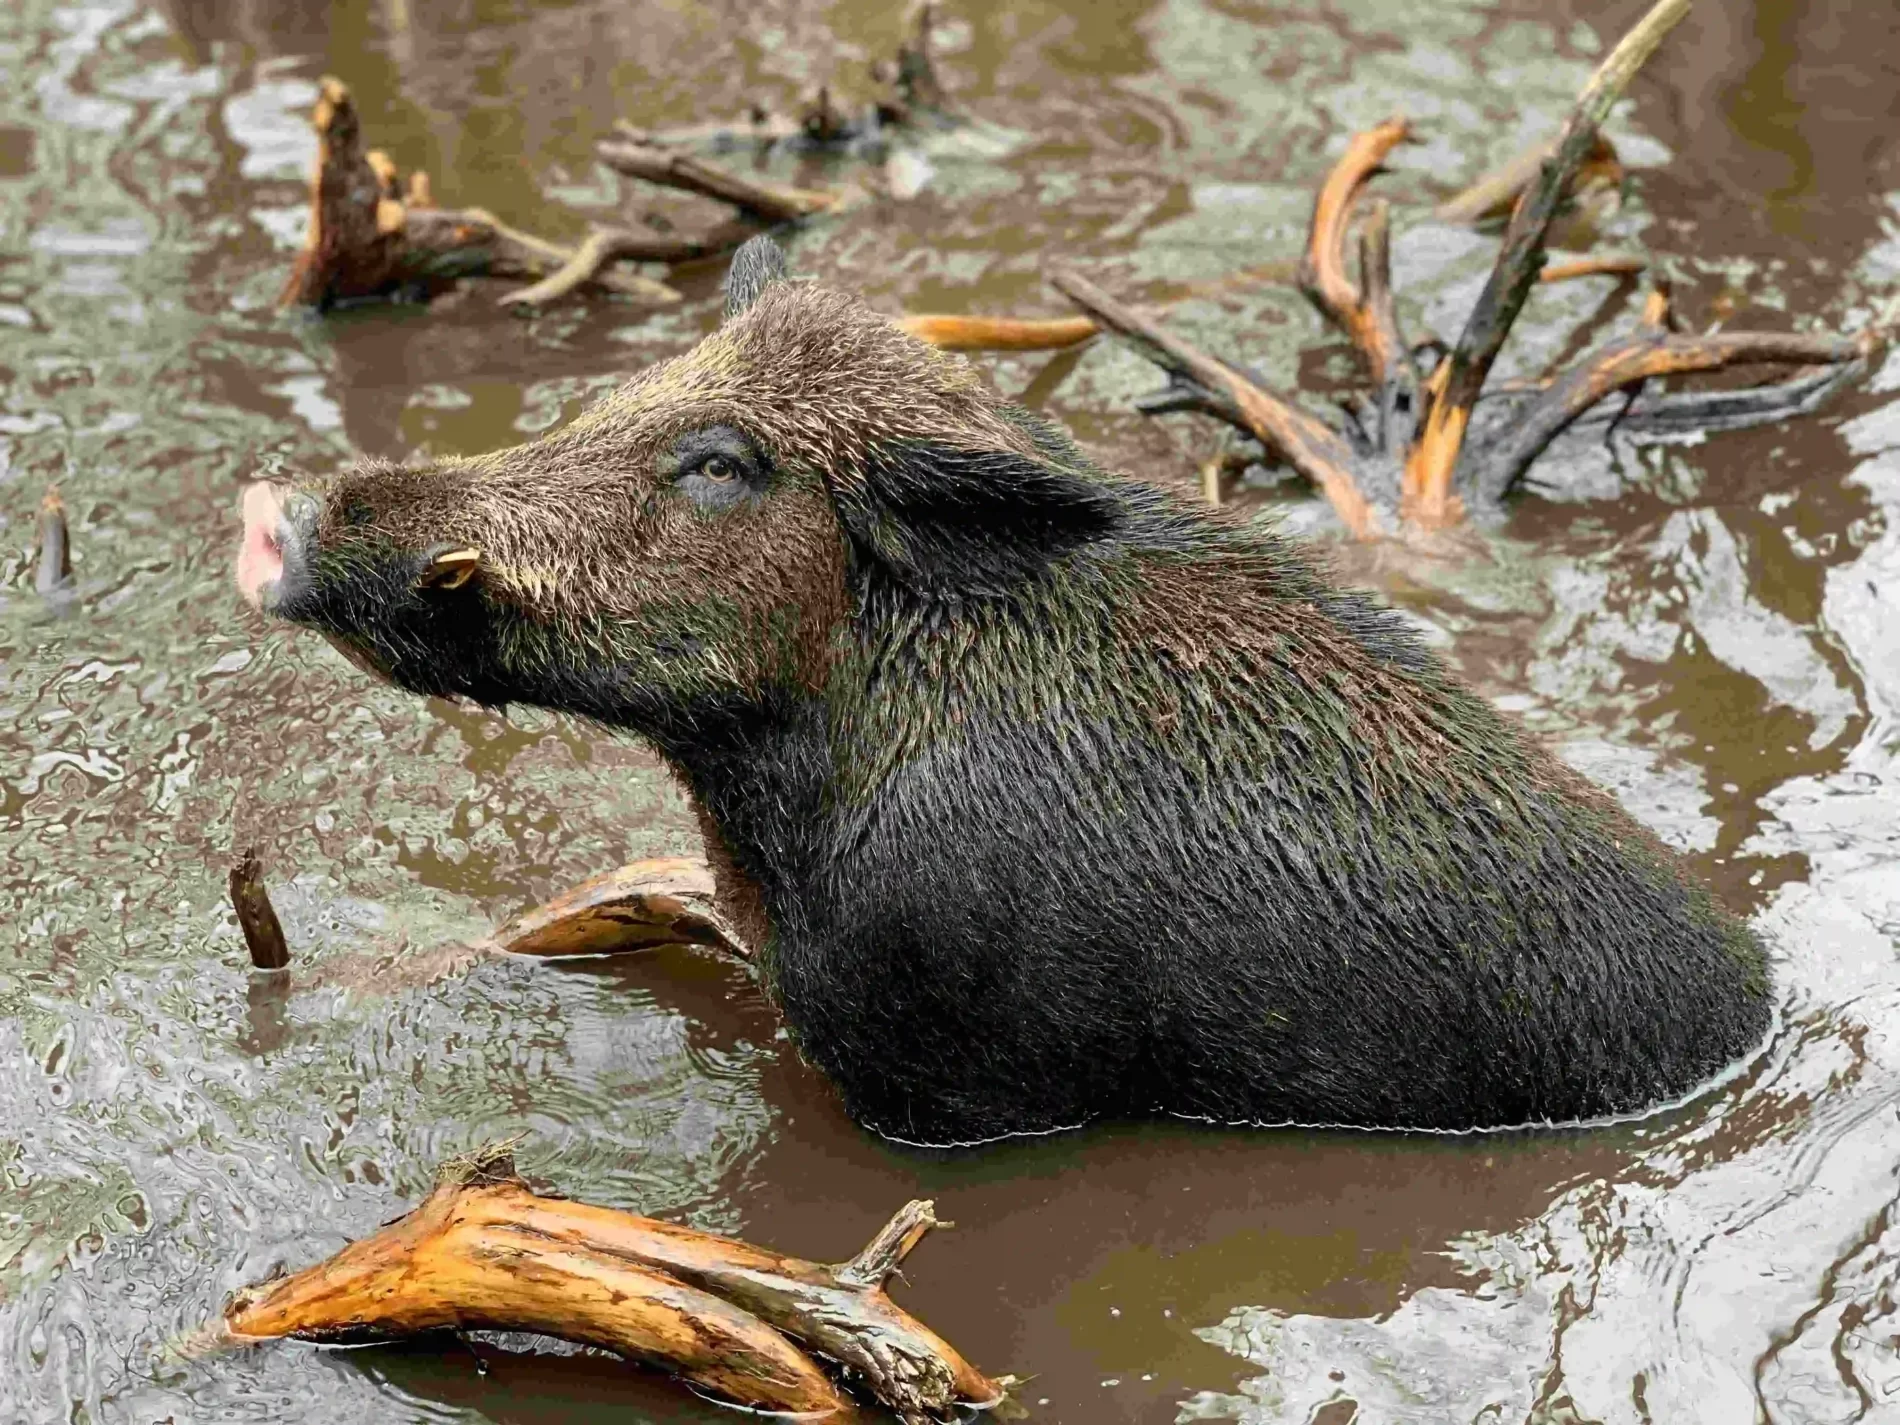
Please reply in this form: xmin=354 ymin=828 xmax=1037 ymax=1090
xmin=417 ymin=547 xmax=482 ymax=590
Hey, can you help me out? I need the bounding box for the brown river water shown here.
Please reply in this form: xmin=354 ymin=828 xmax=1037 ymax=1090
xmin=5 ymin=0 xmax=1900 ymax=1420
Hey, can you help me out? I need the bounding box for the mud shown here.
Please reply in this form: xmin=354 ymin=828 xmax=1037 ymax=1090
xmin=4 ymin=1 xmax=1900 ymax=1421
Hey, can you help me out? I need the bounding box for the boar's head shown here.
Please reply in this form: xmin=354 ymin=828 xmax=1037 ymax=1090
xmin=235 ymin=237 xmax=1123 ymax=748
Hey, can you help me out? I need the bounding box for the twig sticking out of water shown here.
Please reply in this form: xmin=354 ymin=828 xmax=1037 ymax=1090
xmin=228 ymin=849 xmax=290 ymax=971
xmin=36 ymin=487 xmax=73 ymax=596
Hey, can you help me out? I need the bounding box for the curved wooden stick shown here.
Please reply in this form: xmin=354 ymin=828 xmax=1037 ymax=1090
xmin=1434 ymin=133 xmax=1623 ymax=226
xmin=1297 ymin=117 xmax=1412 ymax=387
xmin=1540 ymin=254 xmax=1646 ymax=284
xmin=214 ymin=1149 xmax=1001 ymax=1422
xmin=1052 ymin=269 xmax=1383 ymax=538
xmin=497 ymin=224 xmax=762 ymax=308
xmin=490 ymin=857 xmax=744 ymax=958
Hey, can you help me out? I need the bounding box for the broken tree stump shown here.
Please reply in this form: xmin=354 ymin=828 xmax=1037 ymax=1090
xmin=1049 ymin=0 xmax=1888 ymax=538
xmin=211 ymin=1146 xmax=1002 ymax=1423
xmin=281 ymin=78 xmax=686 ymax=311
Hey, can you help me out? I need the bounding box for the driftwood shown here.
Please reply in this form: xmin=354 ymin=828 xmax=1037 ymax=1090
xmin=1049 ymin=0 xmax=1886 ymax=536
xmin=206 ymin=1146 xmax=1002 ymax=1423
xmin=889 ymin=251 xmax=1649 ymax=359
xmin=592 ymin=138 xmax=849 ymax=226
xmin=1434 ymin=132 xmax=1624 ymax=227
xmin=280 ymin=78 xmax=683 ymax=311
xmin=487 ymin=856 xmax=745 ymax=959
xmin=278 ymin=79 xmax=854 ymax=312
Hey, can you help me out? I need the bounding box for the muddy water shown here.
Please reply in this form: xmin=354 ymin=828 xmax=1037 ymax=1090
xmin=4 ymin=0 xmax=1900 ymax=1420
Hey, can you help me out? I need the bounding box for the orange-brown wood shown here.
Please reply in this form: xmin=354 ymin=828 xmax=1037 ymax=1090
xmin=1297 ymin=117 xmax=1412 ymax=386
xmin=1052 ymin=269 xmax=1381 ymax=539
xmin=223 ymin=1165 xmax=845 ymax=1414
xmin=492 ymin=857 xmax=742 ymax=958
xmin=896 ymin=314 xmax=1099 ymax=351
xmin=219 ymin=1151 xmax=1001 ymax=1421
xmin=1434 ymin=133 xmax=1624 ymax=227
xmin=1540 ymin=254 xmax=1646 ymax=284
xmin=1401 ymin=400 xmax=1469 ymax=529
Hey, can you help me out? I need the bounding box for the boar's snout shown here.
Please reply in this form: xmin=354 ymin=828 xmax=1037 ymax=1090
xmin=235 ymin=481 xmax=318 ymax=612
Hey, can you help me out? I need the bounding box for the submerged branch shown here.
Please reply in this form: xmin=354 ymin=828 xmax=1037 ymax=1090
xmin=36 ymin=487 xmax=73 ymax=596
xmin=896 ymin=313 xmax=1099 ymax=350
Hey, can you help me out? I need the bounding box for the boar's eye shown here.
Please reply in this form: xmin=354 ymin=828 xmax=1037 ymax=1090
xmin=667 ymin=425 xmax=768 ymax=512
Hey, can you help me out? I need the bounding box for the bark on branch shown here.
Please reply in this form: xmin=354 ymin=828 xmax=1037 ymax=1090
xmin=280 ymin=79 xmax=681 ymax=311
xmin=896 ymin=313 xmax=1099 ymax=350
xmin=1051 ymin=269 xmax=1384 ymax=538
xmin=1474 ymin=326 xmax=1873 ymax=502
xmin=593 ymin=139 xmax=847 ymax=225
xmin=207 ymin=1147 xmax=1001 ymax=1423
xmin=1297 ymin=117 xmax=1413 ymax=389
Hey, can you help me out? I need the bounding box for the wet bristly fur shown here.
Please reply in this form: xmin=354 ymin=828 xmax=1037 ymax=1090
xmin=262 ymin=236 xmax=1771 ymax=1146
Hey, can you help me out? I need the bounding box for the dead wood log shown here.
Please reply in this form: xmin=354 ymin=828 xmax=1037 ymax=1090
xmin=1051 ymin=270 xmax=1387 ymax=537
xmin=281 ymin=78 xmax=682 ymax=311
xmin=1473 ymin=325 xmax=1875 ymax=503
xmin=209 ymin=1146 xmax=1002 ymax=1423
xmin=1051 ymin=0 xmax=1885 ymax=539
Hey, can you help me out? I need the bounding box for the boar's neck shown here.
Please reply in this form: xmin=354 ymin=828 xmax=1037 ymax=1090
xmin=640 ymin=689 xmax=832 ymax=960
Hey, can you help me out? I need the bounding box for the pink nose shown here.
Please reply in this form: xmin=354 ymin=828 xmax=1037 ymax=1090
xmin=236 ymin=481 xmax=288 ymax=608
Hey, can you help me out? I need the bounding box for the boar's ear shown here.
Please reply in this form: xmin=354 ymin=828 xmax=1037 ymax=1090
xmin=417 ymin=545 xmax=482 ymax=590
xmin=827 ymin=440 xmax=1126 ymax=595
xmin=723 ymin=236 xmax=789 ymax=321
